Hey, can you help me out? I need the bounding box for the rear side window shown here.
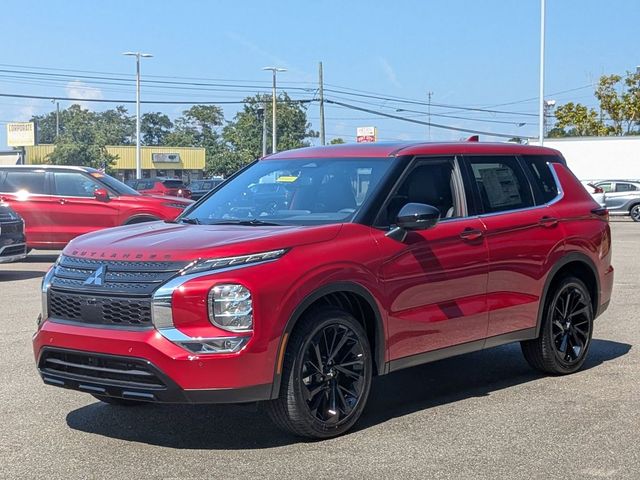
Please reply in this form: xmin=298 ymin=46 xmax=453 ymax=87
xmin=162 ymin=180 xmax=185 ymax=188
xmin=467 ymin=156 xmax=534 ymax=214
xmin=521 ymin=155 xmax=560 ymax=204
xmin=0 ymin=171 xmax=47 ymax=194
xmin=615 ymin=183 xmax=637 ymax=192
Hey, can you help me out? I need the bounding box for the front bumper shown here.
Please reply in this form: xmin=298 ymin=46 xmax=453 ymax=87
xmin=33 ymin=320 xmax=275 ymax=404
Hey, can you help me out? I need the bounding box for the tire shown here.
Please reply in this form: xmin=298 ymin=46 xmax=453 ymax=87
xmin=630 ymin=204 xmax=640 ymax=222
xmin=265 ymin=307 xmax=373 ymax=439
xmin=91 ymin=394 xmax=147 ymax=406
xmin=521 ymin=276 xmax=593 ymax=375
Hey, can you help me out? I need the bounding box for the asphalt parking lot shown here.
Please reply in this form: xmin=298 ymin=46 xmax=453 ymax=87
xmin=1 ymin=221 xmax=638 ymax=480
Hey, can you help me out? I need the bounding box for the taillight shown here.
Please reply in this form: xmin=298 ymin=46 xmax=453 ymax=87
xmin=591 ymin=207 xmax=609 ymax=222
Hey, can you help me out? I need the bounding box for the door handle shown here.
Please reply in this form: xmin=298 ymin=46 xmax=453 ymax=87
xmin=460 ymin=228 xmax=483 ymax=241
xmin=539 ymin=216 xmax=558 ymax=227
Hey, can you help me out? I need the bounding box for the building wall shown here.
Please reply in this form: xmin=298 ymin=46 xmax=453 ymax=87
xmin=533 ymin=136 xmax=640 ymax=181
xmin=25 ymin=144 xmax=206 ymax=172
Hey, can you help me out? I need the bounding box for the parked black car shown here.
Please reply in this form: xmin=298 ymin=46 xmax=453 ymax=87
xmin=0 ymin=203 xmax=27 ymax=263
xmin=187 ymin=178 xmax=224 ymax=200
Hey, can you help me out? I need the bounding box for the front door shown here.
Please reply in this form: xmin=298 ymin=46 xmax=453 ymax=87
xmin=373 ymin=158 xmax=489 ymax=362
xmin=48 ymin=171 xmax=120 ymax=245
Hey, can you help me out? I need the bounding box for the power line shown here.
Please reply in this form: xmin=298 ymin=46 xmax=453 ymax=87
xmin=324 ymin=99 xmax=533 ymax=139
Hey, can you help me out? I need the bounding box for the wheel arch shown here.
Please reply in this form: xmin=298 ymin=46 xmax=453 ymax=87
xmin=269 ymin=281 xmax=386 ymax=399
xmin=123 ymin=214 xmax=161 ymax=225
xmin=536 ymin=252 xmax=601 ymax=336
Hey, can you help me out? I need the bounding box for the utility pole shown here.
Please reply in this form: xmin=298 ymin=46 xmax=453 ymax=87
xmin=319 ymin=62 xmax=326 ymax=145
xmin=538 ymin=0 xmax=546 ymax=145
xmin=427 ymin=91 xmax=433 ymax=141
xmin=262 ymin=67 xmax=287 ymax=154
xmin=51 ymin=99 xmax=60 ymax=139
xmin=258 ymin=104 xmax=267 ymax=157
xmin=123 ymin=51 xmax=153 ymax=179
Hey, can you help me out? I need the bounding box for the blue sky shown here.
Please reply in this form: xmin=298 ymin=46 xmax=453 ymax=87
xmin=1 ymin=0 xmax=639 ymax=148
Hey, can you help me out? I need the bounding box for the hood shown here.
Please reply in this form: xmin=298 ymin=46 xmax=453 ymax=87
xmin=125 ymin=193 xmax=193 ymax=205
xmin=64 ymin=221 xmax=342 ymax=262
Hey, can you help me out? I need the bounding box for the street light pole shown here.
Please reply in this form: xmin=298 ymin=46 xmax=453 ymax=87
xmin=262 ymin=67 xmax=286 ymax=153
xmin=51 ymin=99 xmax=60 ymax=139
xmin=538 ymin=0 xmax=546 ymax=145
xmin=123 ymin=51 xmax=153 ymax=179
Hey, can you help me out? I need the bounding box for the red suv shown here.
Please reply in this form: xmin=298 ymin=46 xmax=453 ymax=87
xmin=127 ymin=178 xmax=192 ymax=199
xmin=33 ymin=142 xmax=613 ymax=438
xmin=0 ymin=166 xmax=192 ymax=250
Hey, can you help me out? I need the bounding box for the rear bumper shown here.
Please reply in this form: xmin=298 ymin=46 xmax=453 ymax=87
xmin=33 ymin=320 xmax=276 ymax=404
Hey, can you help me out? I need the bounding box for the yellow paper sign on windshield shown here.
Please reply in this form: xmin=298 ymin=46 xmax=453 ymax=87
xmin=277 ymin=176 xmax=298 ymax=183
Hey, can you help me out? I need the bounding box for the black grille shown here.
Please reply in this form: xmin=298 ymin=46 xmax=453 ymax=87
xmin=0 ymin=212 xmax=16 ymax=222
xmin=39 ymin=349 xmax=166 ymax=389
xmin=0 ymin=221 xmax=22 ymax=233
xmin=50 ymin=255 xmax=189 ymax=296
xmin=0 ymin=244 xmax=26 ymax=257
xmin=49 ymin=291 xmax=153 ymax=327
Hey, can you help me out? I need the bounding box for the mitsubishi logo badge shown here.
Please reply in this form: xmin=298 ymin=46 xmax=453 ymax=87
xmin=84 ymin=265 xmax=107 ymax=286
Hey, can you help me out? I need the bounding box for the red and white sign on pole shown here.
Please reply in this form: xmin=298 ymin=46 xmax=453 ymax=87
xmin=356 ymin=126 xmax=377 ymax=143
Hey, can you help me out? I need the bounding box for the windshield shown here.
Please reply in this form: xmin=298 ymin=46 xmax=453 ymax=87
xmin=182 ymin=157 xmax=394 ymax=226
xmin=90 ymin=172 xmax=140 ymax=196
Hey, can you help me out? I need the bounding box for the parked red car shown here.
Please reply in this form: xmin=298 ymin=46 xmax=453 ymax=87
xmin=0 ymin=166 xmax=192 ymax=250
xmin=34 ymin=142 xmax=613 ymax=438
xmin=127 ymin=178 xmax=192 ymax=199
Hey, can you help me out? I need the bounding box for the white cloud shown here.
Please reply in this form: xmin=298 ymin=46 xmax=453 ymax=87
xmin=65 ymin=80 xmax=103 ymax=108
xmin=378 ymin=57 xmax=401 ymax=88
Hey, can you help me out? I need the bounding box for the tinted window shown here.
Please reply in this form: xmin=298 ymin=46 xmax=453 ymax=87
xmin=521 ymin=155 xmax=559 ymax=204
xmin=380 ymin=159 xmax=459 ymax=226
xmin=615 ymin=183 xmax=638 ymax=192
xmin=53 ymin=172 xmax=100 ymax=197
xmin=467 ymin=156 xmax=534 ymax=213
xmin=0 ymin=171 xmax=47 ymax=194
xmin=162 ymin=180 xmax=186 ymax=188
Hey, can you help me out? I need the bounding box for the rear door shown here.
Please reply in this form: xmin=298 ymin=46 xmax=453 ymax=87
xmin=0 ymin=169 xmax=56 ymax=247
xmin=462 ymin=154 xmax=565 ymax=338
xmin=47 ymin=171 xmax=120 ymax=244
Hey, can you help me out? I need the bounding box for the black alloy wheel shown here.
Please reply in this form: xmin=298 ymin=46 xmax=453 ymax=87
xmin=265 ymin=307 xmax=373 ymax=439
xmin=630 ymin=204 xmax=640 ymax=222
xmin=300 ymin=323 xmax=367 ymax=426
xmin=550 ymin=283 xmax=592 ymax=365
xmin=521 ymin=276 xmax=594 ymax=375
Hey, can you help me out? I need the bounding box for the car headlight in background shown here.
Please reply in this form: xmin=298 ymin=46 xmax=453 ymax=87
xmin=208 ymin=284 xmax=253 ymax=332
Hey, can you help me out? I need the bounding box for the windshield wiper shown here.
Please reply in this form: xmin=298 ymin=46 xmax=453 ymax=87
xmin=179 ymin=217 xmax=201 ymax=224
xmin=209 ymin=219 xmax=283 ymax=226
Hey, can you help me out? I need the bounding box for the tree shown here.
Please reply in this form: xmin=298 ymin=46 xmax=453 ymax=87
xmin=45 ymin=106 xmax=117 ymax=170
xmin=550 ymin=102 xmax=608 ymax=137
xmin=551 ymin=71 xmax=640 ymax=137
xmin=223 ymin=93 xmax=318 ymax=160
xmin=330 ymin=137 xmax=346 ymax=144
xmin=141 ymin=112 xmax=173 ymax=145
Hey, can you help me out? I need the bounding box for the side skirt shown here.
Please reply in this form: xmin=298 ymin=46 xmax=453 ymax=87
xmin=387 ymin=327 xmax=537 ymax=373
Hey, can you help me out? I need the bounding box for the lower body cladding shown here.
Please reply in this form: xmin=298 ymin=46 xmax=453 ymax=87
xmin=33 ymin=321 xmax=276 ymax=404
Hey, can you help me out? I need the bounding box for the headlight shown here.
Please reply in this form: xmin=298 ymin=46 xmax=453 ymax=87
xmin=208 ymin=284 xmax=253 ymax=332
xmin=163 ymin=202 xmax=189 ymax=209
xmin=185 ymin=249 xmax=287 ymax=274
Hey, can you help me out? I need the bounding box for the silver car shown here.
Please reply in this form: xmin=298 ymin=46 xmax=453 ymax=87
xmin=593 ymin=180 xmax=640 ymax=222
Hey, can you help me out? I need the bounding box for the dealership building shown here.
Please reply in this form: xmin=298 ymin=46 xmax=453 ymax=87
xmin=23 ymin=144 xmax=206 ymax=182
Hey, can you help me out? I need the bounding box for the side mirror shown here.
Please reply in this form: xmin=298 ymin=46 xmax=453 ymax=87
xmin=94 ymin=188 xmax=110 ymax=201
xmin=386 ymin=203 xmax=440 ymax=241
